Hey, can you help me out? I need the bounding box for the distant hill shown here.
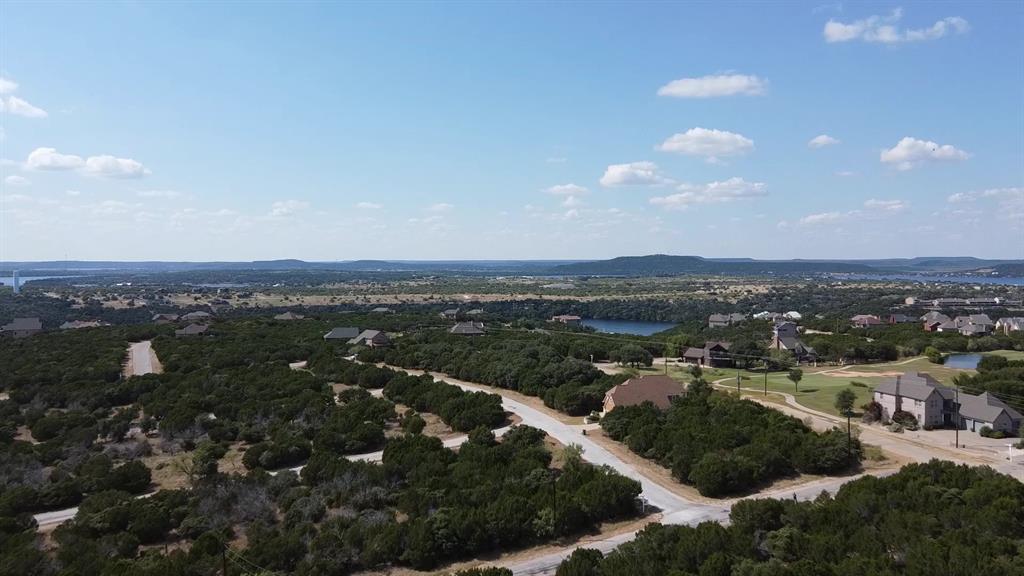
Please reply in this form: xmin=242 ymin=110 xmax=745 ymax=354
xmin=3 ymin=256 xmax=1022 ymax=277
xmin=547 ymin=255 xmax=875 ymax=276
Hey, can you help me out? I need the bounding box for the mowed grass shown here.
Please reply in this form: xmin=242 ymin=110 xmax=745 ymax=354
xmin=625 ymin=350 xmax=1021 ymax=418
xmin=700 ymin=367 xmax=875 ymax=416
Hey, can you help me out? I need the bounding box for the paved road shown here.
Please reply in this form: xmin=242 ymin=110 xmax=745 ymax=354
xmin=34 ymin=506 xmax=80 ymax=528
xmin=390 ymin=367 xmax=704 ymax=514
xmin=126 ymin=341 xmax=158 ymax=376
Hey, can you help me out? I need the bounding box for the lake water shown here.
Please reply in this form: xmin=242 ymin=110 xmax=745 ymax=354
xmin=945 ymin=353 xmax=982 ymax=370
xmin=581 ymin=318 xmax=677 ymax=336
xmin=0 ymin=275 xmax=74 ymax=286
xmin=836 ymin=273 xmax=1024 ymax=286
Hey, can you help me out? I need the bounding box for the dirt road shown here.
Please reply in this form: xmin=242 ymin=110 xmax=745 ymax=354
xmin=125 ymin=341 xmax=162 ymax=377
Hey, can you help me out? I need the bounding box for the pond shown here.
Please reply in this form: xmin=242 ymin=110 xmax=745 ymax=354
xmin=944 ymin=353 xmax=982 ymax=370
xmin=580 ymin=318 xmax=677 ymax=336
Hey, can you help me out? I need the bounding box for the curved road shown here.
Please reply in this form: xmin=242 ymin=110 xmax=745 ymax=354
xmin=36 ymin=363 xmax=874 ymax=576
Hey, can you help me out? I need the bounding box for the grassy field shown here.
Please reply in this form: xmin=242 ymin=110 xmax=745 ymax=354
xmin=633 ymin=349 xmax=1021 ymax=418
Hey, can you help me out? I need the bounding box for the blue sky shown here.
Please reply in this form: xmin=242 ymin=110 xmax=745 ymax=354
xmin=1 ymin=1 xmax=1021 ymax=261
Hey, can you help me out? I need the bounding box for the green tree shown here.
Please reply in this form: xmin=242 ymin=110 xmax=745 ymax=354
xmin=834 ymin=389 xmax=856 ymax=415
xmin=787 ymin=369 xmax=802 ymax=392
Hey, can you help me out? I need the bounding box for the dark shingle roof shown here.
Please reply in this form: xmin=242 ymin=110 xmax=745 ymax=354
xmin=874 ymin=372 xmax=953 ymax=402
xmin=324 ymin=327 xmax=360 ymax=339
xmin=958 ymin=392 xmax=1023 ymax=424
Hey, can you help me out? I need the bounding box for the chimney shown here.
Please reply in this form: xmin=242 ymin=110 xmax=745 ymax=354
xmin=895 ymin=375 xmax=902 ymax=413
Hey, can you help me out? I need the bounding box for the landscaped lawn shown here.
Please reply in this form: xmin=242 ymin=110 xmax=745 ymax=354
xmin=624 ymin=349 xmax=1021 ymax=418
xmin=989 ymin=349 xmax=1024 ymax=361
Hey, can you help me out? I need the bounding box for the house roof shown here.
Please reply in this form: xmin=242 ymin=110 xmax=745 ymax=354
xmin=604 ymin=375 xmax=686 ymax=411
xmin=60 ymin=320 xmax=104 ymax=329
xmin=175 ymin=323 xmax=209 ymax=336
xmin=348 ymin=329 xmax=387 ymax=344
xmin=708 ymin=314 xmax=730 ymax=323
xmin=874 ymin=372 xmax=954 ymax=402
xmin=324 ymin=327 xmax=360 ymax=339
xmin=450 ymin=321 xmax=485 ymax=335
xmin=996 ymin=317 xmax=1024 ymax=330
xmin=851 ymin=315 xmax=881 ymax=324
xmin=181 ymin=311 xmax=212 ymax=320
xmin=682 ymin=347 xmax=705 ymax=359
xmin=2 ymin=317 xmax=42 ymax=331
xmin=889 ymin=314 xmax=914 ymax=322
xmin=958 ymin=392 xmax=1023 ymax=424
xmin=274 ymin=312 xmax=305 ymax=320
xmin=152 ymin=313 xmax=179 ymax=321
xmin=552 ymin=314 xmax=582 ymax=321
xmin=921 ymin=312 xmax=951 ymax=323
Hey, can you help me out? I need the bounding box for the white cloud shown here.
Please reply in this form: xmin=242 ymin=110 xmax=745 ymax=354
xmin=808 ymin=134 xmax=840 ymax=148
xmin=649 ymin=177 xmax=768 ymax=210
xmin=0 ymin=77 xmax=48 ymax=118
xmin=24 ymin=147 xmax=150 ymax=178
xmin=26 ymin=147 xmax=84 ymax=170
xmin=880 ymin=137 xmax=969 ymax=170
xmin=545 ymin=183 xmax=588 ymax=196
xmin=2 ymin=96 xmax=48 ymax=118
xmin=947 ymin=188 xmax=1023 ymax=221
xmin=0 ymin=77 xmax=17 ymax=95
xmin=83 ymin=155 xmax=151 ymax=178
xmin=4 ymin=175 xmax=31 ymax=187
xmin=824 ymin=9 xmax=969 ymax=44
xmin=355 ymin=201 xmax=382 ymax=209
xmin=656 ymin=127 xmax=754 ymax=162
xmin=947 ymin=187 xmax=1023 ymax=203
xmin=864 ymin=198 xmax=908 ymax=212
xmin=656 ymin=74 xmax=767 ymax=98
xmin=835 ymin=170 xmax=857 ymax=177
xmin=800 ymin=211 xmax=843 ymax=225
xmin=428 ymin=202 xmax=454 ymax=212
xmin=561 ymin=195 xmax=584 ymax=208
xmin=269 ymin=200 xmax=309 ymax=217
xmin=599 ymin=161 xmax=672 ymax=187
xmin=137 ymin=190 xmax=180 ymax=198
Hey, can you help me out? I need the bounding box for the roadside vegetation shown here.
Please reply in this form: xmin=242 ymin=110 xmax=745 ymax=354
xmin=600 ymin=380 xmax=862 ymax=497
xmin=557 ymin=460 xmax=1024 ymax=575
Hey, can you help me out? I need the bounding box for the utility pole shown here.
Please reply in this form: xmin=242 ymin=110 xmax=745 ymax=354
xmin=846 ymin=409 xmax=852 ymax=457
xmin=551 ymin=474 xmax=558 ymax=534
xmin=222 ymin=548 xmax=228 ymax=576
xmin=954 ymin=388 xmax=960 ymax=448
xmin=763 ymin=360 xmax=768 ymax=396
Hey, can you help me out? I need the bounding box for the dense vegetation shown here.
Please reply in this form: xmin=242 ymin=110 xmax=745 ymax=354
xmin=557 ymin=460 xmax=1024 ymax=575
xmin=601 ymin=380 xmax=861 ymax=496
xmin=0 ymin=326 xmax=162 ymax=514
xmin=358 ymin=328 xmax=629 ymax=415
xmin=954 ymin=354 xmax=1024 ymax=412
xmin=1 ymin=425 xmax=642 ymax=575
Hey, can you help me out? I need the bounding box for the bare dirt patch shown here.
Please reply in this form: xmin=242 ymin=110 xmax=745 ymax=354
xmin=824 ymin=370 xmax=903 ymax=378
xmin=15 ymin=425 xmax=40 ymax=445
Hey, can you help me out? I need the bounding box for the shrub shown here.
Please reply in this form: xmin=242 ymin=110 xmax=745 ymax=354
xmin=860 ymin=401 xmax=882 ymax=424
xmin=892 ymin=411 xmax=918 ymax=431
xmin=979 ymin=426 xmax=1007 ymax=439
